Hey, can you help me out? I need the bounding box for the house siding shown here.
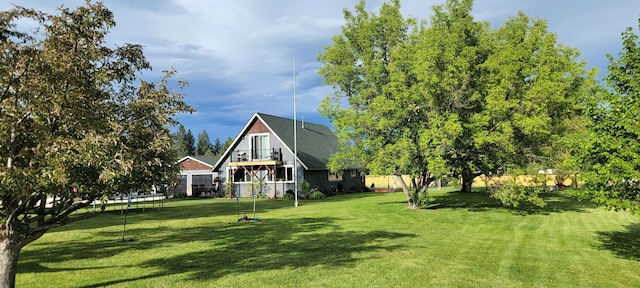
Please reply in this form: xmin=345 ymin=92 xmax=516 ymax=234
xmin=181 ymin=159 xmax=212 ymax=171
xmin=214 ymin=113 xmax=365 ymax=198
xmin=178 ymin=157 xmax=217 ymax=197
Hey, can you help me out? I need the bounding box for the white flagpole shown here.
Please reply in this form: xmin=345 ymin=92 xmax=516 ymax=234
xmin=293 ymin=60 xmax=299 ymax=207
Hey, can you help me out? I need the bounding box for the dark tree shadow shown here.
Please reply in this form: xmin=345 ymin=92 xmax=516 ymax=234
xmin=594 ymin=222 xmax=640 ymax=261
xmin=54 ymin=198 xmax=300 ymax=232
xmin=424 ymin=189 xmax=593 ymax=215
xmin=19 ymin=216 xmax=416 ymax=287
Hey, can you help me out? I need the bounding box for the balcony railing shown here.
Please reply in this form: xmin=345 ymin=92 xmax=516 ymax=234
xmin=232 ymin=148 xmax=282 ymax=162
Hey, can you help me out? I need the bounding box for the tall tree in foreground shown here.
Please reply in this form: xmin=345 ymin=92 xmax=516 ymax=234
xmin=319 ymin=0 xmax=593 ymax=208
xmin=407 ymin=0 xmax=491 ymax=194
xmin=0 ymin=2 xmax=192 ymax=287
xmin=318 ymin=0 xmax=430 ymax=208
xmin=468 ymin=12 xmax=593 ymax=206
xmin=574 ymin=18 xmax=640 ymax=214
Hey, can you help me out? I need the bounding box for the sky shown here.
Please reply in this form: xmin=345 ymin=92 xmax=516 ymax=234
xmin=4 ymin=0 xmax=639 ymax=141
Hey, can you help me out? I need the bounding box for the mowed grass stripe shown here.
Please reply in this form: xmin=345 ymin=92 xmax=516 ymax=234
xmin=17 ymin=189 xmax=640 ymax=287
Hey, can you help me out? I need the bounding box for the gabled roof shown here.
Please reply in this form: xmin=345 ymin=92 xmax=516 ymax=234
xmin=178 ymin=155 xmax=220 ymax=168
xmin=213 ymin=112 xmax=339 ymax=170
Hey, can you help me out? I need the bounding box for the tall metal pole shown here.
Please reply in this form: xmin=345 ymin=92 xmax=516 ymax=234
xmin=293 ymin=60 xmax=299 ymax=207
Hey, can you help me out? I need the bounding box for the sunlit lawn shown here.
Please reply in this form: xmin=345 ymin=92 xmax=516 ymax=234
xmin=17 ymin=188 xmax=640 ymax=287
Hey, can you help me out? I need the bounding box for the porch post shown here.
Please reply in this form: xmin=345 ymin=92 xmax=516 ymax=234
xmin=273 ymin=164 xmax=277 ymax=198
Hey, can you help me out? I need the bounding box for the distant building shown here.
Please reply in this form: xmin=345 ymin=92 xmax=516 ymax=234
xmin=176 ymin=155 xmax=220 ymax=197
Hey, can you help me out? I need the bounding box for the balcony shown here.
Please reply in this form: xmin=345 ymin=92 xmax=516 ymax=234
xmin=230 ymin=148 xmax=282 ymax=166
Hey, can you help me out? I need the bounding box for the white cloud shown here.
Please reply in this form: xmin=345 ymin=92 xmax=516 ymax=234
xmin=3 ymin=0 xmax=639 ymax=138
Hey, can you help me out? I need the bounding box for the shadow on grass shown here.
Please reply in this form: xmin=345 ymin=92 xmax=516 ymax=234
xmin=56 ymin=198 xmax=299 ymax=232
xmin=595 ymin=222 xmax=640 ymax=261
xmin=20 ymin=216 xmax=416 ymax=287
xmin=426 ymin=189 xmax=593 ymax=215
xmin=60 ymin=193 xmax=380 ymax=232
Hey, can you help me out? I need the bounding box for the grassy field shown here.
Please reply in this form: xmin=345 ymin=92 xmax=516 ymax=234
xmin=17 ymin=188 xmax=640 ymax=287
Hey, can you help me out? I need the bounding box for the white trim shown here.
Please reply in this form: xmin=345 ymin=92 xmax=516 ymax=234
xmin=256 ymin=114 xmax=309 ymax=170
xmin=177 ymin=156 xmax=215 ymax=169
xmin=212 ymin=113 xmax=310 ymax=171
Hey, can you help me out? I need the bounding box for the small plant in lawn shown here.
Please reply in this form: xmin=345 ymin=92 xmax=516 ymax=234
xmin=489 ymin=176 xmax=545 ymax=208
xmin=284 ymin=189 xmax=295 ymax=200
xmin=413 ymin=190 xmax=433 ymax=208
xmin=299 ymin=180 xmax=311 ymax=199
xmin=253 ymin=175 xmax=267 ymax=198
xmin=307 ymin=188 xmax=325 ymax=200
xmin=225 ymin=184 xmax=236 ymax=198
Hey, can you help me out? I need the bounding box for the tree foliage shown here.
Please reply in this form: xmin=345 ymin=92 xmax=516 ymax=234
xmin=0 ymin=2 xmax=192 ymax=286
xmin=573 ymin=18 xmax=640 ymax=214
xmin=212 ymin=137 xmax=223 ymax=156
xmin=318 ymin=0 xmax=593 ymax=208
xmin=196 ymin=130 xmax=212 ymax=156
xmin=221 ymin=136 xmax=234 ymax=156
xmin=319 ymin=0 xmax=427 ymax=208
xmin=172 ymin=124 xmax=195 ymax=156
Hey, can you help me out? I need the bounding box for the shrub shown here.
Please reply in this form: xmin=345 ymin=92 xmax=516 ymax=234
xmin=225 ymin=184 xmax=236 ymax=198
xmin=307 ymin=189 xmax=326 ymax=200
xmin=299 ymin=180 xmax=311 ymax=199
xmin=489 ymin=177 xmax=545 ymax=208
xmin=284 ymin=189 xmax=296 ymax=201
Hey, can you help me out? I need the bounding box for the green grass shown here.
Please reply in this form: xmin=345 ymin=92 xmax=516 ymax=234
xmin=17 ymin=188 xmax=640 ymax=287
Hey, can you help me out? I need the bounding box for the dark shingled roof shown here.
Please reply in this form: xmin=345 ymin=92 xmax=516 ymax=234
xmin=257 ymin=113 xmax=338 ymax=170
xmin=189 ymin=155 xmax=220 ymax=167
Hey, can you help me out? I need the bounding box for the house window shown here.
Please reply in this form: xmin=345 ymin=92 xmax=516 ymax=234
xmin=328 ymin=171 xmax=343 ymax=181
xmin=251 ymin=134 xmax=269 ymax=160
xmin=276 ymin=166 xmax=294 ymax=181
xmin=233 ymin=168 xmax=250 ymax=182
xmin=350 ymin=170 xmax=357 ymax=178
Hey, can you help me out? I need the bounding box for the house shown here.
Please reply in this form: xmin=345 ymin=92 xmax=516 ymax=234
xmin=176 ymin=155 xmax=220 ymax=197
xmin=212 ymin=113 xmax=364 ymax=198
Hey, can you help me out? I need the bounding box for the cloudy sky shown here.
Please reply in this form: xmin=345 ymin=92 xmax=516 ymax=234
xmin=4 ymin=1 xmax=639 ymax=141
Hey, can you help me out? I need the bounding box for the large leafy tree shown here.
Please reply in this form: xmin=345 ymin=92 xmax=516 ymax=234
xmin=406 ymin=0 xmax=490 ymax=194
xmin=0 ymin=2 xmax=191 ymax=287
xmin=319 ymin=0 xmax=592 ymax=208
xmin=574 ymin=18 xmax=640 ymax=213
xmin=318 ymin=0 xmax=429 ymax=208
xmin=466 ymin=11 xmax=593 ymax=206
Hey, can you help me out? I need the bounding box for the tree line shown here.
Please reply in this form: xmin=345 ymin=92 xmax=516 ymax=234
xmin=172 ymin=124 xmax=234 ymax=157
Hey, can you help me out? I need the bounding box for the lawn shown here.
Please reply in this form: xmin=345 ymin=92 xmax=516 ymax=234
xmin=17 ymin=188 xmax=640 ymax=287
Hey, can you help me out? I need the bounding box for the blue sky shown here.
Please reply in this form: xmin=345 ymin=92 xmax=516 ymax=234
xmin=4 ymin=1 xmax=639 ymax=141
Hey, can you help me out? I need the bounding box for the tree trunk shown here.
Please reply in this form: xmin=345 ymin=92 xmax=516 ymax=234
xmin=395 ymin=173 xmax=417 ymax=209
xmin=460 ymin=172 xmax=474 ymax=193
xmin=0 ymin=238 xmax=22 ymax=288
